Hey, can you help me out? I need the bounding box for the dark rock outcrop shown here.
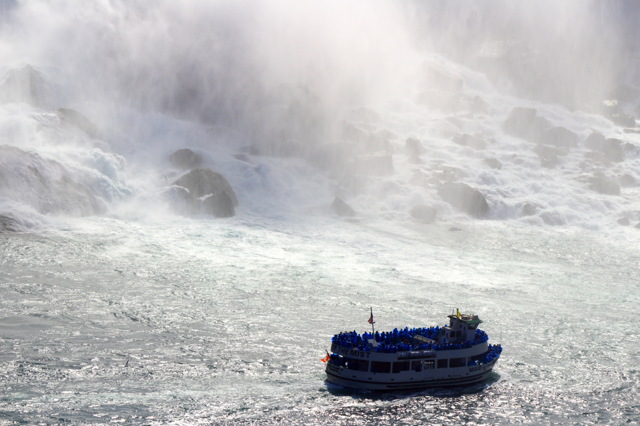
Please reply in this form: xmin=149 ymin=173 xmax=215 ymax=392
xmin=437 ymin=182 xmax=489 ymax=218
xmin=57 ymin=108 xmax=99 ymax=138
xmin=609 ymin=112 xmax=636 ymax=128
xmin=0 ymin=65 xmax=48 ymax=107
xmin=589 ymin=173 xmax=620 ymax=195
xmin=0 ymin=214 xmax=21 ymax=232
xmin=534 ymin=145 xmax=559 ymax=168
xmin=405 ymin=138 xmax=424 ymax=163
xmin=410 ymin=205 xmax=437 ymax=223
xmin=619 ymin=173 xmax=638 ymax=187
xmin=332 ymin=197 xmax=356 ymax=217
xmin=0 ymin=145 xmax=118 ymax=216
xmin=585 ymin=135 xmax=625 ymax=163
xmin=538 ymin=126 xmax=578 ymax=150
xmin=503 ymin=107 xmax=552 ymax=142
xmin=169 ymin=148 xmax=204 ymax=170
xmin=170 ymin=168 xmax=237 ymax=217
xmin=484 ymin=158 xmax=502 ymax=170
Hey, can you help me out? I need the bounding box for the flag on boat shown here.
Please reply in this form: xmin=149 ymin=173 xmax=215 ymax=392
xmin=368 ymin=308 xmax=375 ymax=324
xmin=321 ymin=351 xmax=330 ymax=363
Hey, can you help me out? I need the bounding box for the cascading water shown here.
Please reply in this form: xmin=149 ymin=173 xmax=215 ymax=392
xmin=1 ymin=1 xmax=639 ymax=424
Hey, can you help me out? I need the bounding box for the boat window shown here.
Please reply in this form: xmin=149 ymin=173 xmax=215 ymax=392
xmin=423 ymin=360 xmax=435 ymax=369
xmin=345 ymin=358 xmax=369 ymax=372
xmin=392 ymin=361 xmax=410 ymax=373
xmin=450 ymin=357 xmax=466 ymax=368
xmin=437 ymin=359 xmax=448 ymax=368
xmin=371 ymin=361 xmax=391 ymax=373
xmin=411 ymin=360 xmax=423 ymax=372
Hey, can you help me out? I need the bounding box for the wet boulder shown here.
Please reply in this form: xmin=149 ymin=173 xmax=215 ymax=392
xmin=57 ymin=108 xmax=99 ymax=138
xmin=484 ymin=158 xmax=502 ymax=170
xmin=405 ymin=138 xmax=424 ymax=163
xmin=503 ymin=107 xmax=552 ymax=142
xmin=332 ymin=197 xmax=356 ymax=217
xmin=589 ymin=173 xmax=620 ymax=196
xmin=170 ymin=168 xmax=237 ymax=217
xmin=534 ymin=145 xmax=560 ymax=168
xmin=609 ymin=111 xmax=636 ymax=128
xmin=169 ymin=148 xmax=204 ymax=170
xmin=410 ymin=205 xmax=437 ymax=223
xmin=437 ymin=182 xmax=489 ymax=218
xmin=585 ymin=135 xmax=625 ymax=163
xmin=537 ymin=126 xmax=578 ymax=151
xmin=0 ymin=214 xmax=20 ymax=233
xmin=0 ymin=65 xmax=49 ymax=107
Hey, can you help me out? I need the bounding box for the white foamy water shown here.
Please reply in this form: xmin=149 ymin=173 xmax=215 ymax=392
xmin=1 ymin=217 xmax=639 ymax=424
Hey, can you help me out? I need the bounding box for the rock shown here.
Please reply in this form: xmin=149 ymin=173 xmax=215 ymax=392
xmin=503 ymin=107 xmax=552 ymax=141
xmin=589 ymin=173 xmax=620 ymax=195
xmin=534 ymin=145 xmax=559 ymax=168
xmin=453 ymin=133 xmax=486 ymax=150
xmin=0 ymin=214 xmax=21 ymax=232
xmin=619 ymin=173 xmax=638 ymax=187
xmin=437 ymin=182 xmax=489 ymax=218
xmin=601 ymin=138 xmax=625 ymax=162
xmin=0 ymin=65 xmax=48 ymax=107
xmin=171 ymin=168 xmax=237 ymax=217
xmin=609 ymin=112 xmax=636 ymax=128
xmin=585 ymin=134 xmax=625 ymax=163
xmin=309 ymin=143 xmax=352 ymax=171
xmin=57 ymin=108 xmax=99 ymax=138
xmin=405 ymin=138 xmax=424 ymax=163
xmin=583 ymin=131 xmax=606 ymax=149
xmin=332 ymin=197 xmax=356 ymax=217
xmin=484 ymin=158 xmax=502 ymax=170
xmin=618 ymin=217 xmax=631 ymax=226
xmin=410 ymin=205 xmax=437 ymax=223
xmin=538 ymin=127 xmax=578 ymax=150
xmin=521 ymin=202 xmax=539 ymax=217
xmin=169 ymin=149 xmax=203 ymax=170
xmin=0 ymin=145 xmax=125 ymax=216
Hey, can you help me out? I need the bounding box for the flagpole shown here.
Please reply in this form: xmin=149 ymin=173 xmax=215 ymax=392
xmin=370 ymin=307 xmax=375 ymax=335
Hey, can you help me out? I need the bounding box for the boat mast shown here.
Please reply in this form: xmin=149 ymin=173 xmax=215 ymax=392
xmin=368 ymin=307 xmax=376 ymax=334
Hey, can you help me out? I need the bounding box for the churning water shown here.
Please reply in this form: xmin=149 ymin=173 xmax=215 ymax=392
xmin=2 ymin=1 xmax=640 ymax=424
xmin=1 ymin=217 xmax=639 ymax=424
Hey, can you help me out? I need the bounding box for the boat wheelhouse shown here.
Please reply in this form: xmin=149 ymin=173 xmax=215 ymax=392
xmin=324 ymin=309 xmax=502 ymax=391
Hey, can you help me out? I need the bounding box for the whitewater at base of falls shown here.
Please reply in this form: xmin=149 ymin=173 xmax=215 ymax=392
xmin=1 ymin=216 xmax=638 ymax=424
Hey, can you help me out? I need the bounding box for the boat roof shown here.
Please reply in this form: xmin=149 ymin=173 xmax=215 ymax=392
xmin=448 ymin=313 xmax=483 ymax=325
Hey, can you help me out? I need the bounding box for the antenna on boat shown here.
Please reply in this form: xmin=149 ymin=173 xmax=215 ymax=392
xmin=368 ymin=307 xmax=376 ymax=334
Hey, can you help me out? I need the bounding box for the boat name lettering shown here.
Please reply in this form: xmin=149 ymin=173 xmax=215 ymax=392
xmin=469 ymin=365 xmax=487 ymax=372
xmin=336 ymin=347 xmax=371 ymax=358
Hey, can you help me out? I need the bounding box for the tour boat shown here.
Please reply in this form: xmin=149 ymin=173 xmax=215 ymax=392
xmin=323 ymin=309 xmax=502 ymax=391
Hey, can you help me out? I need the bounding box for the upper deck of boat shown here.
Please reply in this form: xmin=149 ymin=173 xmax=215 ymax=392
xmin=331 ymin=325 xmax=488 ymax=354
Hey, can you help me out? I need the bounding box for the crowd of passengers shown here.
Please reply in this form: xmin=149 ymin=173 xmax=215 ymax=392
xmin=328 ymin=343 xmax=503 ymax=368
xmin=331 ymin=327 xmax=489 ymax=352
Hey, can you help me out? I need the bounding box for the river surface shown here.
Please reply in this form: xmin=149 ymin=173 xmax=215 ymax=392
xmin=1 ymin=216 xmax=638 ymax=424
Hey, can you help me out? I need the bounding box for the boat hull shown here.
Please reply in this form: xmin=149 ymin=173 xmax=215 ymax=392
xmin=325 ymin=360 xmax=497 ymax=391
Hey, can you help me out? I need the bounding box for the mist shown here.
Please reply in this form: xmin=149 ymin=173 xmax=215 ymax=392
xmin=1 ymin=0 xmax=640 ymax=229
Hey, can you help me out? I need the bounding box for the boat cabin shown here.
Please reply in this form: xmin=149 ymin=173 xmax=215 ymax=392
xmin=442 ymin=311 xmax=482 ymax=344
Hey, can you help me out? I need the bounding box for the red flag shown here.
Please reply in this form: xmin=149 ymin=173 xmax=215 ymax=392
xmin=368 ymin=312 xmax=374 ymax=324
xmin=321 ymin=351 xmax=330 ymax=363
